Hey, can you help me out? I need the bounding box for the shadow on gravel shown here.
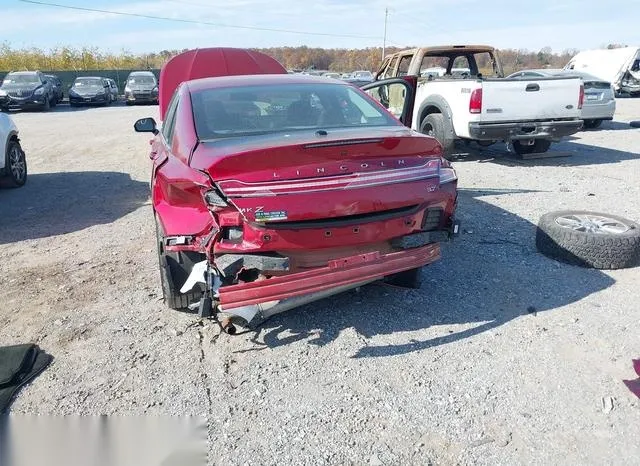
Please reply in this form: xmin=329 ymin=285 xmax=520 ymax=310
xmin=255 ymin=188 xmax=615 ymax=357
xmin=450 ymin=139 xmax=640 ymax=167
xmin=0 ymin=171 xmax=149 ymax=244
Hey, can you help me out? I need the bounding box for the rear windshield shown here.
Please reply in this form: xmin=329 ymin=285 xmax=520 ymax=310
xmin=74 ymin=78 xmax=103 ymax=86
xmin=2 ymin=73 xmax=41 ymax=85
xmin=190 ymin=83 xmax=398 ymax=140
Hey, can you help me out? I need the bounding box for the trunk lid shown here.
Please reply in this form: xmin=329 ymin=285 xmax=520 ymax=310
xmin=190 ymin=127 xmax=444 ymax=224
xmin=480 ymin=77 xmax=582 ymax=121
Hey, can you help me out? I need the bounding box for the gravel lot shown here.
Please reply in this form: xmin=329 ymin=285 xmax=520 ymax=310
xmin=1 ymin=100 xmax=639 ymax=465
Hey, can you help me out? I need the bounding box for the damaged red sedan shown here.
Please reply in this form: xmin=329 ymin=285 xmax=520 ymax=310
xmin=134 ymin=48 xmax=459 ymax=332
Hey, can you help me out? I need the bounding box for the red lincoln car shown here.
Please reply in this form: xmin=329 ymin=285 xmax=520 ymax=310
xmin=134 ymin=48 xmax=458 ymax=333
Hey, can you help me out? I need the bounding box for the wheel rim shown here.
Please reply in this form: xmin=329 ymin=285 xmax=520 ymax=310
xmin=9 ymin=145 xmax=26 ymax=182
xmin=555 ymin=214 xmax=630 ymax=235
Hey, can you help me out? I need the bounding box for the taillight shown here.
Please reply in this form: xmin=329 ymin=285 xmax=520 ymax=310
xmin=469 ymin=88 xmax=482 ymax=114
xmin=578 ymin=84 xmax=584 ymax=109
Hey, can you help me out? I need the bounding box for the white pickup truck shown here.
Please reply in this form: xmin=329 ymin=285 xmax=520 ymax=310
xmin=362 ymin=45 xmax=585 ymax=156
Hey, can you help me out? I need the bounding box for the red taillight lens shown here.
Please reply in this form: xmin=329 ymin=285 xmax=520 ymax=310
xmin=469 ymin=88 xmax=482 ymax=114
xmin=578 ymin=84 xmax=584 ymax=109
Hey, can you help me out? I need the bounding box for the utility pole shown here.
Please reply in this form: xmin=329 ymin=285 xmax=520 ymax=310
xmin=382 ymin=7 xmax=388 ymax=61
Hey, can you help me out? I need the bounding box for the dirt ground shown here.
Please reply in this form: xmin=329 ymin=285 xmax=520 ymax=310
xmin=1 ymin=99 xmax=639 ymax=465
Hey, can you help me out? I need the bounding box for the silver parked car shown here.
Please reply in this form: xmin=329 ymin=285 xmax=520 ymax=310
xmin=105 ymin=78 xmax=119 ymax=103
xmin=507 ymin=69 xmax=616 ymax=129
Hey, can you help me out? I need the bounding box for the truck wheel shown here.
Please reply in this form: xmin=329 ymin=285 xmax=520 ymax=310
xmin=536 ymin=210 xmax=640 ymax=269
xmin=155 ymin=217 xmax=205 ymax=311
xmin=420 ymin=114 xmax=454 ymax=158
xmin=583 ymin=119 xmax=603 ymax=129
xmin=512 ymin=139 xmax=550 ymax=155
xmin=2 ymin=140 xmax=27 ymax=188
xmin=385 ymin=267 xmax=422 ymax=288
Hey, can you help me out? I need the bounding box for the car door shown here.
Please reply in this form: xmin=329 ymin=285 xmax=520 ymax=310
xmin=361 ymin=77 xmax=417 ymax=127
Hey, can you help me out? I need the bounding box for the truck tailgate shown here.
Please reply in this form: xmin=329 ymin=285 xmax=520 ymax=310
xmin=480 ymin=77 xmax=582 ymax=122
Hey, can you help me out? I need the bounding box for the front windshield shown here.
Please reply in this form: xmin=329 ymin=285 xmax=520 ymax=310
xmin=2 ymin=73 xmax=41 ymax=86
xmin=191 ymin=83 xmax=399 ymax=140
xmin=128 ymin=76 xmax=156 ymax=85
xmin=74 ymin=78 xmax=103 ymax=87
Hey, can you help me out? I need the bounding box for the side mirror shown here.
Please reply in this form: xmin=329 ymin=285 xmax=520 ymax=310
xmin=42 ymin=80 xmax=48 ymax=84
xmin=134 ymin=117 xmax=159 ymax=135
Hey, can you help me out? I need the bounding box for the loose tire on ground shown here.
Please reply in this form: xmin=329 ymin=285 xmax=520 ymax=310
xmin=536 ymin=210 xmax=640 ymax=269
xmin=420 ymin=113 xmax=455 ymax=159
xmin=155 ymin=217 xmax=205 ymax=310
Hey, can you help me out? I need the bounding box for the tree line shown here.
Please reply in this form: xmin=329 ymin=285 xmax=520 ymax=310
xmin=0 ymin=43 xmax=626 ymax=75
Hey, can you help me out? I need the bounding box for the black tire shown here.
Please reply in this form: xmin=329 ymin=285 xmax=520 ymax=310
xmin=512 ymin=139 xmax=551 ymax=155
xmin=536 ymin=210 xmax=640 ymax=270
xmin=42 ymin=97 xmax=50 ymax=111
xmin=583 ymin=119 xmax=603 ymax=129
xmin=420 ymin=113 xmax=455 ymax=159
xmin=2 ymin=140 xmax=27 ymax=188
xmin=630 ymin=121 xmax=640 ymax=128
xmin=385 ymin=267 xmax=422 ymax=288
xmin=155 ymin=217 xmax=205 ymax=310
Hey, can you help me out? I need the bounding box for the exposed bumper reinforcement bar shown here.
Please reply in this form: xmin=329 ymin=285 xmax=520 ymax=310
xmin=217 ymin=243 xmax=441 ymax=325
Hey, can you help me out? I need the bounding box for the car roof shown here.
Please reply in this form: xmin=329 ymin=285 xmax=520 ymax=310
xmin=185 ymin=73 xmax=349 ymax=92
xmin=129 ymin=71 xmax=155 ymax=75
xmin=7 ymin=71 xmax=39 ymax=75
xmin=75 ymin=76 xmax=105 ymax=80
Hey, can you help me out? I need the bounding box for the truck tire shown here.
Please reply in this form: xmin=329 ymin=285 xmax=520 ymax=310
xmin=583 ymin=119 xmax=603 ymax=129
xmin=155 ymin=217 xmax=205 ymax=311
xmin=512 ymin=139 xmax=551 ymax=155
xmin=420 ymin=114 xmax=454 ymax=158
xmin=536 ymin=210 xmax=640 ymax=269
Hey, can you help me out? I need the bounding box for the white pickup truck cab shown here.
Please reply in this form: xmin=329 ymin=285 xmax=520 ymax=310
xmin=362 ymin=45 xmax=585 ymax=157
xmin=0 ymin=113 xmax=27 ymax=187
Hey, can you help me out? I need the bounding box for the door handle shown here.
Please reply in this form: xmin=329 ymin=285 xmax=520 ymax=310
xmin=526 ymin=83 xmax=540 ymax=92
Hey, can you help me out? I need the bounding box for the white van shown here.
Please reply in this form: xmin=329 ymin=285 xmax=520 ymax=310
xmin=564 ymin=47 xmax=640 ymax=96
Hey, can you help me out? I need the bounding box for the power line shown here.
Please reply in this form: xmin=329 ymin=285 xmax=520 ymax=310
xmin=17 ymin=0 xmax=381 ymax=40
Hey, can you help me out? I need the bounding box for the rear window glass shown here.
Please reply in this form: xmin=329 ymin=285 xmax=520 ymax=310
xmin=190 ymin=83 xmax=399 ymax=140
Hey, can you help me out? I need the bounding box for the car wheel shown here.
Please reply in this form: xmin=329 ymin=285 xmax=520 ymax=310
xmin=536 ymin=210 xmax=640 ymax=269
xmin=42 ymin=97 xmax=51 ymax=111
xmin=420 ymin=113 xmax=454 ymax=159
xmin=155 ymin=217 xmax=205 ymax=311
xmin=630 ymin=121 xmax=640 ymax=128
xmin=384 ymin=267 xmax=422 ymax=288
xmin=583 ymin=119 xmax=603 ymax=129
xmin=2 ymin=140 xmax=27 ymax=188
xmin=512 ymin=139 xmax=550 ymax=155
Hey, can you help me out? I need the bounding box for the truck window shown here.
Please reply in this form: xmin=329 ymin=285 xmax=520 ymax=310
xmin=397 ymin=55 xmax=413 ymax=77
xmin=381 ymin=56 xmax=399 ymax=79
xmin=419 ymin=56 xmax=449 ymax=78
xmin=472 ymin=52 xmax=501 ymax=77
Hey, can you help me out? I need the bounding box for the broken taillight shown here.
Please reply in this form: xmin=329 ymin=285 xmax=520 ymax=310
xmin=469 ymin=88 xmax=482 ymax=114
xmin=203 ymin=188 xmax=228 ymax=209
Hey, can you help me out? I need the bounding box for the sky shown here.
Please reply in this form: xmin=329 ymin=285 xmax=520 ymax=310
xmin=3 ymin=0 xmax=640 ymax=54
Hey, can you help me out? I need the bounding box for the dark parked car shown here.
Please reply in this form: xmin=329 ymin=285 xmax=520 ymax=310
xmin=45 ymin=74 xmax=64 ymax=104
xmin=0 ymin=71 xmax=55 ymax=111
xmin=124 ymin=71 xmax=158 ymax=105
xmin=68 ymin=77 xmax=114 ymax=106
